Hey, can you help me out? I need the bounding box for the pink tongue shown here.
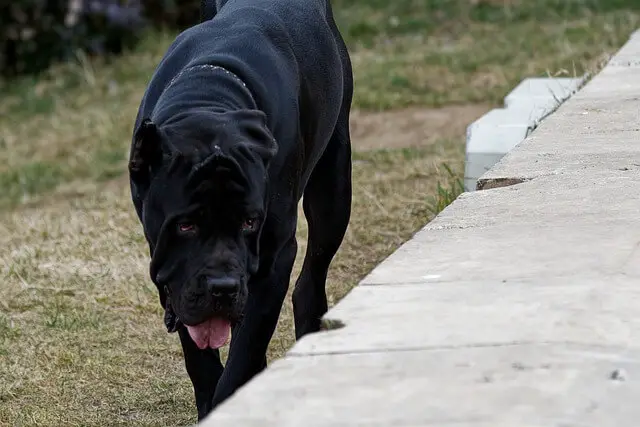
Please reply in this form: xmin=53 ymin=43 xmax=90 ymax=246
xmin=186 ymin=318 xmax=231 ymax=350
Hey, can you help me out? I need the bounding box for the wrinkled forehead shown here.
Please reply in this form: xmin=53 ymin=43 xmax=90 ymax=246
xmin=162 ymin=115 xmax=241 ymax=160
xmin=144 ymin=155 xmax=263 ymax=221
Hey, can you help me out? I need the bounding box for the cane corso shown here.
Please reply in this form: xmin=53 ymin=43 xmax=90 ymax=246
xmin=128 ymin=0 xmax=352 ymax=420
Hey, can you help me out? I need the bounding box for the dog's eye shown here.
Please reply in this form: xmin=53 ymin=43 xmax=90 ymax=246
xmin=177 ymin=223 xmax=197 ymax=235
xmin=241 ymin=218 xmax=259 ymax=233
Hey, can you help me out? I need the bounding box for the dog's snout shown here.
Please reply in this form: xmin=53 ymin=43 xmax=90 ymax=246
xmin=206 ymin=277 xmax=239 ymax=297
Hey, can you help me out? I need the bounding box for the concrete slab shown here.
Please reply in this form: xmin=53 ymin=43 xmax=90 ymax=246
xmin=478 ymin=84 xmax=640 ymax=188
xmin=466 ymin=113 xmax=534 ymax=154
xmin=203 ymin=344 xmax=640 ymax=427
xmin=477 ymin=33 xmax=640 ymax=189
xmin=477 ymin=141 xmax=640 ymax=190
xmin=290 ymin=277 xmax=640 ymax=356
xmin=574 ymin=66 xmax=640 ymax=98
xmin=362 ymin=173 xmax=640 ymax=286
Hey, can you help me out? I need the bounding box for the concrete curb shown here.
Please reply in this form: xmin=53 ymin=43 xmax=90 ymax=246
xmin=200 ymin=29 xmax=640 ymax=427
xmin=464 ymin=76 xmax=584 ymax=192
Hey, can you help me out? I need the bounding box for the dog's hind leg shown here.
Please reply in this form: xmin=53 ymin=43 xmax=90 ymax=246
xmin=293 ymin=107 xmax=353 ymax=340
xmin=178 ymin=328 xmax=224 ymax=421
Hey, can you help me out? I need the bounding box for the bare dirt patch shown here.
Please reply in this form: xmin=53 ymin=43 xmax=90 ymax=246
xmin=349 ymin=104 xmax=490 ymax=150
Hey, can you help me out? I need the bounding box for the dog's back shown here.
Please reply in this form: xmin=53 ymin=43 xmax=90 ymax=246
xmin=142 ymin=0 xmax=350 ymax=179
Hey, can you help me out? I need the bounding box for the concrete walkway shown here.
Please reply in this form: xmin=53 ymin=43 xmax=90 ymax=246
xmin=201 ymin=31 xmax=640 ymax=426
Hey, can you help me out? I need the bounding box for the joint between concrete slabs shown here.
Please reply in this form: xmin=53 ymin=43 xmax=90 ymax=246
xmin=287 ymin=340 xmax=557 ymax=358
xmin=287 ymin=340 xmax=640 ymax=359
xmin=358 ymin=270 xmax=640 ymax=288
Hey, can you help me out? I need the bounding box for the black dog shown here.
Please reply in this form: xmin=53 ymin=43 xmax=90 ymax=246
xmin=128 ymin=0 xmax=352 ymax=420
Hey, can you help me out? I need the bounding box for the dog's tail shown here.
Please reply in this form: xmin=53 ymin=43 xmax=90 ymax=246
xmin=200 ymin=0 xmax=217 ymax=22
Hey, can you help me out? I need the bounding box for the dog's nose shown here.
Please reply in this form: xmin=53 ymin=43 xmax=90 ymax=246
xmin=206 ymin=277 xmax=239 ymax=297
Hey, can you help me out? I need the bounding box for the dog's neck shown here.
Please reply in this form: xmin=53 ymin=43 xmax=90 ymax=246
xmin=166 ymin=64 xmax=251 ymax=97
xmin=152 ymin=64 xmax=257 ymax=125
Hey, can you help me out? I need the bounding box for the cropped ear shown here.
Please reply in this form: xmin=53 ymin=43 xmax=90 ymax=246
xmin=129 ymin=119 xmax=163 ymax=177
xmin=129 ymin=119 xmax=165 ymax=217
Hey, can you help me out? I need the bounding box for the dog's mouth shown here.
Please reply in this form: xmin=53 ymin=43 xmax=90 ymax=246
xmin=162 ymin=282 xmax=246 ymax=349
xmin=185 ymin=316 xmax=231 ymax=350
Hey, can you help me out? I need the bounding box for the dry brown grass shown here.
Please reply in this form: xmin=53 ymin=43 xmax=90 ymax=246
xmin=0 ymin=42 xmax=464 ymax=427
xmin=0 ymin=143 xmax=461 ymax=426
xmin=1 ymin=0 xmax=638 ymax=424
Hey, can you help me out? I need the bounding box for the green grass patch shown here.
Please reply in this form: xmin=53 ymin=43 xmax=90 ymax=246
xmin=0 ymin=314 xmax=20 ymax=341
xmin=43 ymin=300 xmax=104 ymax=331
xmin=93 ymin=147 xmax=128 ymax=182
xmin=0 ymin=162 xmax=65 ymax=209
xmin=426 ymin=163 xmax=465 ymax=216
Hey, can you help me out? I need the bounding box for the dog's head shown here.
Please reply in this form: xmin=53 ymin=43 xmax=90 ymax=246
xmin=128 ymin=109 xmax=277 ymax=348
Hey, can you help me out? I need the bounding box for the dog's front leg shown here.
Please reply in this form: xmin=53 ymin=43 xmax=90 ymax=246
xmin=178 ymin=327 xmax=225 ymax=421
xmin=210 ymin=236 xmax=297 ymax=408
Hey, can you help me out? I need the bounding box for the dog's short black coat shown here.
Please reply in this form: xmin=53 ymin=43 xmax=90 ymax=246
xmin=128 ymin=0 xmax=352 ymax=420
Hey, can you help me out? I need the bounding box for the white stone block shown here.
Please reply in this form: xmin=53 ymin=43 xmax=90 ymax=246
xmin=504 ymin=77 xmax=583 ymax=109
xmin=464 ymin=77 xmax=583 ymax=192
xmin=465 ymin=152 xmax=508 ymax=191
xmin=464 ymin=108 xmax=534 ymax=191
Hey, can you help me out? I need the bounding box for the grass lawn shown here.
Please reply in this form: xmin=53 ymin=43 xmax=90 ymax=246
xmin=1 ymin=0 xmax=639 ymax=425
